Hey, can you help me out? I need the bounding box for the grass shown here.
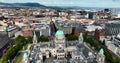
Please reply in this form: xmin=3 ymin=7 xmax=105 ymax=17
xmin=0 ymin=60 xmax=8 ymax=63
xmin=30 ymin=45 xmax=33 ymax=51
xmin=0 ymin=60 xmax=2 ymax=63
xmin=23 ymin=44 xmax=28 ymax=50
xmin=16 ymin=54 xmax=23 ymax=63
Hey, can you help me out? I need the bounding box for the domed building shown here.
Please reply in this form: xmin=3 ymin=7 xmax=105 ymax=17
xmin=23 ymin=30 xmax=105 ymax=63
xmin=54 ymin=30 xmax=66 ymax=59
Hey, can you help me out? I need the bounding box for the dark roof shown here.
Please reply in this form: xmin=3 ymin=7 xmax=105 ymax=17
xmin=105 ymin=23 xmax=120 ymax=28
xmin=75 ymin=26 xmax=85 ymax=30
xmin=0 ymin=31 xmax=10 ymax=49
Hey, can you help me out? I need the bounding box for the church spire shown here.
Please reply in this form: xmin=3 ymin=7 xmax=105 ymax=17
xmin=96 ymin=48 xmax=105 ymax=63
xmin=99 ymin=48 xmax=104 ymax=55
xmin=33 ymin=31 xmax=38 ymax=44
xmin=79 ymin=32 xmax=83 ymax=43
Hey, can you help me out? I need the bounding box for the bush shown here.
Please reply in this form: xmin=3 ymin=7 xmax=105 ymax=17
xmin=38 ymin=36 xmax=49 ymax=42
xmin=66 ymin=34 xmax=78 ymax=41
xmin=14 ymin=35 xmax=25 ymax=46
xmin=26 ymin=36 xmax=33 ymax=44
xmin=104 ymin=48 xmax=113 ymax=63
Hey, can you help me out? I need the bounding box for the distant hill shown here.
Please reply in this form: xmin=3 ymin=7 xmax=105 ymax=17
xmin=0 ymin=2 xmax=47 ymax=8
xmin=13 ymin=3 xmax=47 ymax=7
xmin=0 ymin=2 xmax=11 ymax=6
xmin=1 ymin=2 xmax=119 ymax=10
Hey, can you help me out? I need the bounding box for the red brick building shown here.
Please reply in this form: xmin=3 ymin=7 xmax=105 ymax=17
xmin=94 ymin=29 xmax=105 ymax=41
xmin=73 ymin=27 xmax=86 ymax=36
xmin=23 ymin=29 xmax=33 ymax=37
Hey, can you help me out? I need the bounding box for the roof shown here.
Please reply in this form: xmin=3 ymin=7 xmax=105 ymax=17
xmin=73 ymin=50 xmax=81 ymax=55
xmin=112 ymin=20 xmax=120 ymax=24
xmin=55 ymin=30 xmax=64 ymax=36
xmin=75 ymin=26 xmax=84 ymax=30
xmin=0 ymin=31 xmax=9 ymax=49
xmin=117 ymin=33 xmax=120 ymax=38
xmin=0 ymin=26 xmax=7 ymax=31
xmin=4 ymin=27 xmax=8 ymax=31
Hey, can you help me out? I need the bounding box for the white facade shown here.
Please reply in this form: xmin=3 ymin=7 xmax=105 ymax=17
xmin=23 ymin=30 xmax=105 ymax=63
xmin=106 ymin=34 xmax=120 ymax=57
xmin=35 ymin=24 xmax=51 ymax=37
xmin=85 ymin=25 xmax=103 ymax=32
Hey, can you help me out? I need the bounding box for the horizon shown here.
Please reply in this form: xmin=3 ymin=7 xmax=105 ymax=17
xmin=0 ymin=0 xmax=120 ymax=8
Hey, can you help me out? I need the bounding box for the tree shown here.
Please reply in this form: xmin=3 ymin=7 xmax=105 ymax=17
xmin=93 ymin=41 xmax=99 ymax=49
xmin=102 ymin=40 xmax=105 ymax=46
xmin=1 ymin=36 xmax=26 ymax=63
xmin=66 ymin=34 xmax=78 ymax=41
xmin=14 ymin=35 xmax=25 ymax=46
xmin=38 ymin=36 xmax=49 ymax=42
xmin=83 ymin=35 xmax=87 ymax=42
xmin=84 ymin=36 xmax=100 ymax=51
xmin=104 ymin=48 xmax=113 ymax=62
xmin=26 ymin=36 xmax=33 ymax=44
xmin=86 ymin=37 xmax=94 ymax=45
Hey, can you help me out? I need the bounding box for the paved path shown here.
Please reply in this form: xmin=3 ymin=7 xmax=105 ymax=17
xmin=27 ymin=44 xmax=32 ymax=50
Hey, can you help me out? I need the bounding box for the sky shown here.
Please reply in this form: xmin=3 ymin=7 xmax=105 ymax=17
xmin=0 ymin=0 xmax=120 ymax=8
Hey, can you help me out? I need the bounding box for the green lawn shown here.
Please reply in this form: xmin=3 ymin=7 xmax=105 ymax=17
xmin=0 ymin=60 xmax=8 ymax=63
xmin=16 ymin=54 xmax=23 ymax=63
xmin=30 ymin=45 xmax=33 ymax=51
xmin=23 ymin=44 xmax=28 ymax=50
xmin=0 ymin=60 xmax=2 ymax=63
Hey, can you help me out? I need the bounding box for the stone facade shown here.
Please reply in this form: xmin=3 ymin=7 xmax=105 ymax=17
xmin=22 ymin=30 xmax=105 ymax=63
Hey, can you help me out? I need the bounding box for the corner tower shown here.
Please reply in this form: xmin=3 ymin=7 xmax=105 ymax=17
xmin=33 ymin=31 xmax=38 ymax=44
xmin=97 ymin=48 xmax=105 ymax=63
xmin=79 ymin=32 xmax=83 ymax=43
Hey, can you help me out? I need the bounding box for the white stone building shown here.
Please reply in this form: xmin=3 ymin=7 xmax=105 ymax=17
xmin=106 ymin=33 xmax=120 ymax=57
xmin=22 ymin=30 xmax=105 ymax=63
xmin=34 ymin=24 xmax=51 ymax=37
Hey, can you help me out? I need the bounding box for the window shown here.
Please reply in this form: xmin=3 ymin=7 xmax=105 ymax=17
xmin=76 ymin=57 xmax=77 ymax=59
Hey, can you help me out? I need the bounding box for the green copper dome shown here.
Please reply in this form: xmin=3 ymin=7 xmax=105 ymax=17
xmin=55 ymin=30 xmax=64 ymax=36
xmin=99 ymin=48 xmax=104 ymax=55
xmin=23 ymin=53 xmax=28 ymax=59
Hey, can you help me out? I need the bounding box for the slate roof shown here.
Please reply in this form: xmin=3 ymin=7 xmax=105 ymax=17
xmin=0 ymin=31 xmax=10 ymax=49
